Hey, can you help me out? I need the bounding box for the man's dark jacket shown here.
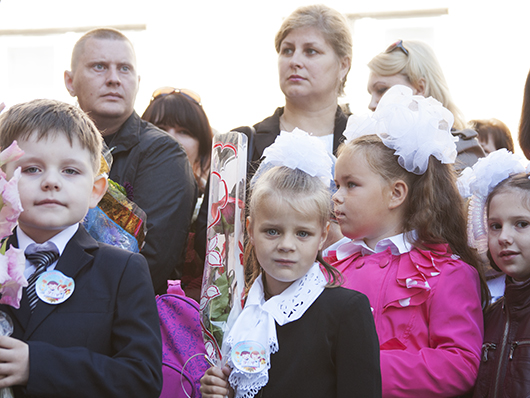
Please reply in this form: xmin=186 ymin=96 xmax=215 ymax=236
xmin=104 ymin=111 xmax=197 ymax=294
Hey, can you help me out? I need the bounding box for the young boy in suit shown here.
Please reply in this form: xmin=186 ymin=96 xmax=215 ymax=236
xmin=0 ymin=99 xmax=162 ymax=397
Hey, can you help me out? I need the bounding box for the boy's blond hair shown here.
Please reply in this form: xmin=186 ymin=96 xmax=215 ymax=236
xmin=0 ymin=99 xmax=103 ymax=172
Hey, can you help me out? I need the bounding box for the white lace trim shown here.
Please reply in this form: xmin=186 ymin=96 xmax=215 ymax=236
xmin=457 ymin=149 xmax=528 ymax=253
xmin=223 ymin=263 xmax=326 ymax=398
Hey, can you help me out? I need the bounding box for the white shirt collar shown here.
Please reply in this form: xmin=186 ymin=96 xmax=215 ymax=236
xmin=336 ymin=232 xmax=414 ymax=260
xmin=17 ymin=224 xmax=79 ymax=278
xmin=322 ymin=236 xmax=350 ymax=259
xmin=17 ymin=224 xmax=79 ymax=256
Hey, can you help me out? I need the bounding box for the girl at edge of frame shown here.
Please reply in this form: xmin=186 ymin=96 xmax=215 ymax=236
xmin=459 ymin=149 xmax=530 ymax=397
xmin=200 ymin=131 xmax=382 ymax=398
xmin=332 ymin=84 xmax=489 ymax=397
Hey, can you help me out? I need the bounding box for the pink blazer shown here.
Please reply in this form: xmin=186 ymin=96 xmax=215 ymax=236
xmin=334 ymin=243 xmax=483 ymax=397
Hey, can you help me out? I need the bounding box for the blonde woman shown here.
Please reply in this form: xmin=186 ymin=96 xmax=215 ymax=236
xmin=237 ymin=4 xmax=353 ymax=161
xmin=367 ymin=40 xmax=485 ymax=171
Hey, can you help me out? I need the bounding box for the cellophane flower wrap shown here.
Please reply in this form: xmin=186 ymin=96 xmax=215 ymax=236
xmin=457 ymin=148 xmax=528 ymax=254
xmin=82 ymin=145 xmax=147 ymax=252
xmin=343 ymin=85 xmax=457 ymax=175
xmin=83 ymin=180 xmax=147 ymax=252
xmin=200 ymin=132 xmax=247 ymax=365
xmin=0 ymin=141 xmax=27 ymax=308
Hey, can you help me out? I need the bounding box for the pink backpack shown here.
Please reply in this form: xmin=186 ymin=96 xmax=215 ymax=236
xmin=157 ymin=282 xmax=210 ymax=398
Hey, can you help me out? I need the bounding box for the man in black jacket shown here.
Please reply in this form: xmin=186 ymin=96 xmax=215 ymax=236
xmin=64 ymin=27 xmax=197 ymax=294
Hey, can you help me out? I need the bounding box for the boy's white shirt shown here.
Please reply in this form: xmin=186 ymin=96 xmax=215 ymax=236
xmin=17 ymin=223 xmax=79 ymax=279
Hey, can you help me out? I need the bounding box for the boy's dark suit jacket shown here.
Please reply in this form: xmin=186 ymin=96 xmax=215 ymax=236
xmin=0 ymin=226 xmax=163 ymax=397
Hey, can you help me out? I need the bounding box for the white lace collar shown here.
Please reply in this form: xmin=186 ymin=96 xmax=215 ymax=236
xmin=223 ymin=262 xmax=326 ymax=398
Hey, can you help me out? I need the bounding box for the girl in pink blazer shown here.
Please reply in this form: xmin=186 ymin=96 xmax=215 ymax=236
xmin=332 ymin=85 xmax=489 ymax=397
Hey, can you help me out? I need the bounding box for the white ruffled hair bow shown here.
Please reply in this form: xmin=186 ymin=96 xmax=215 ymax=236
xmin=457 ymin=148 xmax=528 ymax=253
xmin=343 ymin=85 xmax=457 ymax=175
xmin=251 ymin=128 xmax=333 ymax=186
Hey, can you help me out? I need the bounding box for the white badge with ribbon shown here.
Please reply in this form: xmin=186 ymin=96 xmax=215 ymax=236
xmin=36 ymin=270 xmax=75 ymax=304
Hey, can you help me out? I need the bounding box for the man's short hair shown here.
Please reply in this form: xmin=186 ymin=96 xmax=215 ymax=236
xmin=71 ymin=27 xmax=134 ymax=71
xmin=0 ymin=99 xmax=103 ymax=172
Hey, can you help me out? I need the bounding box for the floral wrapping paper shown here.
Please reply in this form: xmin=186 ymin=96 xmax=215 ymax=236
xmin=200 ymin=132 xmax=247 ymax=365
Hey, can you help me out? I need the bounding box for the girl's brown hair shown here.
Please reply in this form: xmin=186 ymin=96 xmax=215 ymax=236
xmin=487 ymin=172 xmax=530 ymax=210
xmin=244 ymin=166 xmax=342 ymax=293
xmin=339 ymin=135 xmax=490 ymax=307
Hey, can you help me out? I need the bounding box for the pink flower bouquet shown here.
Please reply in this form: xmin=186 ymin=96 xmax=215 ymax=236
xmin=0 ymin=141 xmax=27 ymax=309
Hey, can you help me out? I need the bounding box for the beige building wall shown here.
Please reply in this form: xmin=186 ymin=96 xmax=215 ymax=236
xmin=0 ymin=0 xmax=528 ymax=152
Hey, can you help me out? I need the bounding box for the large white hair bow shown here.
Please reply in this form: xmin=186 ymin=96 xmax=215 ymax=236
xmin=457 ymin=148 xmax=528 ymax=253
xmin=252 ymin=128 xmax=333 ymax=186
xmin=343 ymin=85 xmax=457 ymax=175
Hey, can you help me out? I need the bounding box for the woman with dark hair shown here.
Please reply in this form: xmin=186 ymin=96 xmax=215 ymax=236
xmin=143 ymin=87 xmax=213 ymax=299
xmin=469 ymin=118 xmax=514 ymax=155
xmin=142 ymin=87 xmax=212 ymax=193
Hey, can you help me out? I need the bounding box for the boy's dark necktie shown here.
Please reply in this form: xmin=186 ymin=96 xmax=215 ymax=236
xmin=25 ymin=242 xmax=59 ymax=312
